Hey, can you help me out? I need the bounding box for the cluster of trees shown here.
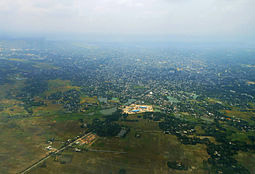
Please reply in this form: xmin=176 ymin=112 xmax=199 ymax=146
xmin=158 ymin=114 xmax=195 ymax=136
xmin=48 ymin=91 xmax=62 ymax=100
xmin=89 ymin=119 xmax=121 ymax=137
xmin=226 ymin=118 xmax=255 ymax=132
xmin=177 ymin=135 xmax=209 ymax=145
xmin=22 ymin=79 xmax=48 ymax=97
xmin=18 ymin=98 xmax=45 ymax=114
xmin=60 ymin=90 xmax=81 ymax=112
xmin=0 ymin=60 xmax=30 ymax=85
xmin=157 ymin=113 xmax=253 ymax=173
xmin=207 ymin=142 xmax=251 ymax=174
xmin=143 ymin=113 xmax=211 ymax=146
xmin=47 ymin=90 xmax=82 ymax=112
xmin=14 ymin=78 xmax=48 ymax=114
xmin=159 ymin=115 xmax=208 ymax=145
xmin=88 ymin=110 xmax=124 ymax=137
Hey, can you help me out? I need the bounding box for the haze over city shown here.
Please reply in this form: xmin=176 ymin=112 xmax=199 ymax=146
xmin=0 ymin=0 xmax=254 ymax=42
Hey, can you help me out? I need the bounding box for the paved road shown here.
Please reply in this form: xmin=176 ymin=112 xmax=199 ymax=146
xmin=19 ymin=132 xmax=92 ymax=174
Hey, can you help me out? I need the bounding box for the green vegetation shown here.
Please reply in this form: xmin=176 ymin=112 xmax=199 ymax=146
xmin=28 ymin=113 xmax=209 ymax=174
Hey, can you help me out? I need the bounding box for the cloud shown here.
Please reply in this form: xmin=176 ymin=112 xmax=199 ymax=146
xmin=0 ymin=0 xmax=254 ymax=38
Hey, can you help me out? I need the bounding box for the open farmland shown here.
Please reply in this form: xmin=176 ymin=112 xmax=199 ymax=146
xmin=0 ymin=112 xmax=96 ymax=174
xmin=28 ymin=115 xmax=209 ymax=174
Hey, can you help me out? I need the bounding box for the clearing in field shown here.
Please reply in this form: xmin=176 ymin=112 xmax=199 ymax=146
xmin=223 ymin=109 xmax=255 ymax=122
xmin=76 ymin=133 xmax=97 ymax=146
xmin=247 ymin=81 xmax=255 ymax=85
xmin=122 ymin=104 xmax=153 ymax=114
xmin=80 ymin=96 xmax=98 ymax=104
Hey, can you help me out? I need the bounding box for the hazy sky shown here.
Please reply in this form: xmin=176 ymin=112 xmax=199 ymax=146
xmin=0 ymin=0 xmax=254 ymax=40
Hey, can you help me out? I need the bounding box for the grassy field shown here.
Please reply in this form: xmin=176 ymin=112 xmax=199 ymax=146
xmin=28 ymin=116 xmax=209 ymax=174
xmin=32 ymin=62 xmax=59 ymax=70
xmin=0 ymin=112 xmax=89 ymax=174
xmin=32 ymin=102 xmax=63 ymax=116
xmin=235 ymin=151 xmax=255 ymax=174
xmin=44 ymin=79 xmax=80 ymax=97
xmin=0 ymin=80 xmax=26 ymax=99
xmin=80 ymin=96 xmax=98 ymax=104
xmin=223 ymin=109 xmax=255 ymax=123
xmin=0 ymin=81 xmax=28 ymax=117
xmin=0 ymin=99 xmax=28 ymax=117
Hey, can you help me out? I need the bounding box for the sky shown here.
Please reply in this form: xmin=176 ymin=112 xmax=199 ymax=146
xmin=0 ymin=0 xmax=254 ymax=41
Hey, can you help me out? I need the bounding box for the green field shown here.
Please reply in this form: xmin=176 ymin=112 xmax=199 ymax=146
xmin=0 ymin=110 xmax=102 ymax=174
xmin=28 ymin=116 xmax=209 ymax=174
